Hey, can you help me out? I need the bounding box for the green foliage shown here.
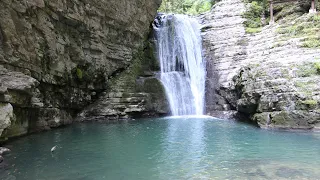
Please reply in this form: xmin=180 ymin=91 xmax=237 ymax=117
xmin=276 ymin=14 xmax=320 ymax=49
xmin=301 ymin=100 xmax=317 ymax=105
xmin=76 ymin=68 xmax=83 ymax=80
xmin=244 ymin=1 xmax=264 ymax=28
xmin=302 ymin=37 xmax=320 ymax=48
xmin=294 ymin=79 xmax=316 ymax=96
xmin=298 ymin=99 xmax=318 ymax=110
xmin=308 ymin=14 xmax=320 ymax=22
xmin=297 ymin=63 xmax=318 ymax=77
xmin=158 ymin=0 xmax=215 ymax=15
xmin=245 ymin=27 xmax=262 ymax=34
xmin=295 ymin=80 xmax=313 ymax=87
xmin=244 ymin=0 xmax=318 ymax=34
xmin=272 ymin=41 xmax=285 ymax=48
xmin=314 ymin=62 xmax=320 ymax=74
xmin=276 ymin=25 xmax=304 ymax=36
xmin=243 ymin=0 xmax=268 ymax=33
xmin=314 ymin=15 xmax=320 ymax=22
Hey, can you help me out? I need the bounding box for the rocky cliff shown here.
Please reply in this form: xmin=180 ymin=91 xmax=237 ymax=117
xmin=201 ymin=0 xmax=320 ymax=130
xmin=0 ymin=0 xmax=167 ymax=141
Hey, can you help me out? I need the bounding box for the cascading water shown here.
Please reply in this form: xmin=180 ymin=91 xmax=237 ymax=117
xmin=153 ymin=14 xmax=206 ymax=116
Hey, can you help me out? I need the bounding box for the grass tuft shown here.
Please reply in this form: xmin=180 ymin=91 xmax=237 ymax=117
xmin=245 ymin=27 xmax=262 ymax=34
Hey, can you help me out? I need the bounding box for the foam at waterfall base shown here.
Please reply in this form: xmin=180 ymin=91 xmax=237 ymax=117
xmin=162 ymin=115 xmax=221 ymax=120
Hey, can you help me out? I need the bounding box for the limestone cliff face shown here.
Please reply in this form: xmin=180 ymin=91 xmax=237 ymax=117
xmin=201 ymin=0 xmax=320 ymax=130
xmin=0 ymin=0 xmax=165 ymax=140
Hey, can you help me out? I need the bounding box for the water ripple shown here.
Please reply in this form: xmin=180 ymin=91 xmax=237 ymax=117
xmin=2 ymin=117 xmax=320 ymax=180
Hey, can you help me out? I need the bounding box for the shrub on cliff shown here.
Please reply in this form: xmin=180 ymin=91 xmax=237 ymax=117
xmin=315 ymin=62 xmax=320 ymax=74
xmin=243 ymin=0 xmax=268 ymax=29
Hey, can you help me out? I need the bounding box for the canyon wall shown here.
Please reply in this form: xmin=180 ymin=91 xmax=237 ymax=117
xmin=201 ymin=0 xmax=320 ymax=130
xmin=0 ymin=0 xmax=167 ymax=141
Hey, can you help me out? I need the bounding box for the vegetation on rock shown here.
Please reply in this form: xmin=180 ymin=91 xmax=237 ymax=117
xmin=296 ymin=63 xmax=318 ymax=77
xmin=245 ymin=27 xmax=262 ymax=34
xmin=243 ymin=0 xmax=320 ymax=34
xmin=302 ymin=36 xmax=320 ymax=48
xmin=276 ymin=13 xmax=320 ymax=48
xmin=243 ymin=0 xmax=268 ymax=33
xmin=243 ymin=0 xmax=268 ymax=27
xmin=76 ymin=68 xmax=83 ymax=80
xmin=158 ymin=0 xmax=216 ymax=15
xmin=301 ymin=99 xmax=318 ymax=106
xmin=202 ymin=0 xmax=320 ymax=129
xmin=315 ymin=62 xmax=320 ymax=74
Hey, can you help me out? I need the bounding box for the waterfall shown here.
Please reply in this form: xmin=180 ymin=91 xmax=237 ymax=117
xmin=154 ymin=14 xmax=206 ymax=116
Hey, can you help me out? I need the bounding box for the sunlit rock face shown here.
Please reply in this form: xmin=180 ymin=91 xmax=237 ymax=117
xmin=0 ymin=0 xmax=162 ymax=140
xmin=199 ymin=0 xmax=247 ymax=118
xmin=201 ymin=0 xmax=320 ymax=129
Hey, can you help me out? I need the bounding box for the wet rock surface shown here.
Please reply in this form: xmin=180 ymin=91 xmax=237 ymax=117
xmin=0 ymin=0 xmax=164 ymax=140
xmin=0 ymin=147 xmax=10 ymax=156
xmin=0 ymin=147 xmax=10 ymax=170
xmin=201 ymin=0 xmax=320 ymax=129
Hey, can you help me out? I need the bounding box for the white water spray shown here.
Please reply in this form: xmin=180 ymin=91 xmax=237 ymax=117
xmin=154 ymin=14 xmax=206 ymax=116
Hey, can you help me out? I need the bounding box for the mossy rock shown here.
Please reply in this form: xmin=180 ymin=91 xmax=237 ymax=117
xmin=141 ymin=78 xmax=164 ymax=93
xmin=253 ymin=112 xmax=270 ymax=126
xmin=255 ymin=110 xmax=320 ymax=129
xmin=137 ymin=77 xmax=169 ymax=114
xmin=297 ymin=99 xmax=318 ymax=110
xmin=269 ymin=111 xmax=290 ymax=125
xmin=296 ymin=63 xmax=318 ymax=77
xmin=76 ymin=68 xmax=83 ymax=80
xmin=314 ymin=62 xmax=320 ymax=74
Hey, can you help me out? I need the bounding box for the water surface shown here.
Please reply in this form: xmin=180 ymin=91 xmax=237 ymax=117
xmin=2 ymin=117 xmax=320 ymax=180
